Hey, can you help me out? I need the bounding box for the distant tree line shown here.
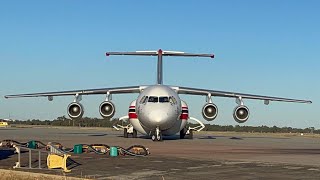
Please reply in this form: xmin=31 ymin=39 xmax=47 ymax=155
xmin=10 ymin=116 xmax=319 ymax=134
xmin=203 ymin=124 xmax=317 ymax=134
xmin=11 ymin=116 xmax=119 ymax=128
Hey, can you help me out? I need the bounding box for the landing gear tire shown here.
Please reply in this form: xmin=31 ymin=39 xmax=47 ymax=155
xmin=157 ymin=132 xmax=162 ymax=141
xmin=133 ymin=129 xmax=137 ymax=138
xmin=151 ymin=128 xmax=162 ymax=141
xmin=124 ymin=128 xmax=128 ymax=138
xmin=152 ymin=135 xmax=156 ymax=141
xmin=188 ymin=129 xmax=194 ymax=139
xmin=180 ymin=128 xmax=186 ymax=139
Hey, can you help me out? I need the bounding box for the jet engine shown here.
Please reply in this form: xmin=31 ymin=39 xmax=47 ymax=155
xmin=233 ymin=105 xmax=250 ymax=123
xmin=67 ymin=102 xmax=84 ymax=119
xmin=202 ymin=103 xmax=218 ymax=121
xmin=99 ymin=101 xmax=115 ymax=118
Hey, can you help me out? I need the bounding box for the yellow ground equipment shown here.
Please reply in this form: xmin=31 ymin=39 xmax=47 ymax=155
xmin=0 ymin=121 xmax=8 ymax=127
xmin=6 ymin=139 xmax=149 ymax=174
xmin=47 ymin=144 xmax=72 ymax=172
xmin=47 ymin=153 xmax=71 ymax=173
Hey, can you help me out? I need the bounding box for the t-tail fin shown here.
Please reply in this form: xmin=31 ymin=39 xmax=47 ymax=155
xmin=106 ymin=49 xmax=214 ymax=85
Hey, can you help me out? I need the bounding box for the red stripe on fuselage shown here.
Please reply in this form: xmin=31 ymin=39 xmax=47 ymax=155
xmin=129 ymin=113 xmax=138 ymax=119
xmin=180 ymin=114 xmax=189 ymax=120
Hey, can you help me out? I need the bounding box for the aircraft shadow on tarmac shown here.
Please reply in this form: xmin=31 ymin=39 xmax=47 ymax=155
xmin=116 ymin=135 xmax=291 ymax=141
xmin=199 ymin=136 xmax=290 ymax=140
xmin=231 ymin=148 xmax=320 ymax=155
xmin=199 ymin=136 xmax=243 ymax=140
xmin=88 ymin=133 xmax=108 ymax=137
xmin=60 ymin=132 xmax=108 ymax=137
xmin=0 ymin=149 xmax=15 ymax=160
xmin=117 ymin=135 xmax=191 ymax=140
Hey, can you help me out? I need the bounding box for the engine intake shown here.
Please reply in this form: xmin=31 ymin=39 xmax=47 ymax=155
xmin=99 ymin=101 xmax=115 ymax=118
xmin=67 ymin=102 xmax=84 ymax=119
xmin=202 ymin=103 xmax=218 ymax=121
xmin=233 ymin=105 xmax=250 ymax=123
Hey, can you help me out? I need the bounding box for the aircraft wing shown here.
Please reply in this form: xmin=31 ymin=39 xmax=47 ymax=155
xmin=174 ymin=86 xmax=312 ymax=104
xmin=4 ymin=86 xmax=143 ymax=99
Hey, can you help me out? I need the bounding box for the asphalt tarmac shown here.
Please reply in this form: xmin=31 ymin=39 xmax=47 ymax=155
xmin=1 ymin=126 xmax=320 ymax=179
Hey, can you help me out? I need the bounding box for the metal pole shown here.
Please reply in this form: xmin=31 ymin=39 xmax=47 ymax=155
xmin=29 ymin=149 xmax=31 ymax=168
xmin=38 ymin=151 xmax=41 ymax=169
xmin=18 ymin=147 xmax=21 ymax=168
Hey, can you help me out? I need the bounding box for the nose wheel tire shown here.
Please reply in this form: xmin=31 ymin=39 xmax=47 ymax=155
xmin=188 ymin=129 xmax=194 ymax=139
xmin=152 ymin=127 xmax=162 ymax=141
xmin=180 ymin=128 xmax=186 ymax=139
xmin=156 ymin=133 xmax=162 ymax=141
xmin=133 ymin=129 xmax=137 ymax=138
xmin=124 ymin=128 xmax=128 ymax=138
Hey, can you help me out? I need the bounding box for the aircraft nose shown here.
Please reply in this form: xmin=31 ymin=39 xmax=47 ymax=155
xmin=147 ymin=109 xmax=177 ymax=129
xmin=149 ymin=110 xmax=166 ymax=123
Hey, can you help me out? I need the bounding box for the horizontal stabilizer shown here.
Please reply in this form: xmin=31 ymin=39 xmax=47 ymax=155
xmin=106 ymin=49 xmax=214 ymax=58
xmin=106 ymin=49 xmax=214 ymax=84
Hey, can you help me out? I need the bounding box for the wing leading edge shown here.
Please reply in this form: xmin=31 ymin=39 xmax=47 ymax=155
xmin=4 ymin=86 xmax=143 ymax=99
xmin=174 ymin=86 xmax=312 ymax=104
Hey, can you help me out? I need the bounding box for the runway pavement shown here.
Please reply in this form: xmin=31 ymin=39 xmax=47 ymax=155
xmin=1 ymin=126 xmax=320 ymax=179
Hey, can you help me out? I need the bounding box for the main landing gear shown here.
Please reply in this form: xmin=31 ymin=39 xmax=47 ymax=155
xmin=180 ymin=128 xmax=193 ymax=139
xmin=151 ymin=127 xmax=162 ymax=141
xmin=124 ymin=127 xmax=137 ymax=138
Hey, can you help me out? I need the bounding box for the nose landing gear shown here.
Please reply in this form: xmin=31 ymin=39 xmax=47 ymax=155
xmin=151 ymin=127 xmax=162 ymax=141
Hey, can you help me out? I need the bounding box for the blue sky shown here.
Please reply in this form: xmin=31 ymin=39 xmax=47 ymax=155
xmin=0 ymin=1 xmax=319 ymax=128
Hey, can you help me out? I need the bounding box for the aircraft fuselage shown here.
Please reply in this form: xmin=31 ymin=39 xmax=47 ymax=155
xmin=128 ymin=85 xmax=188 ymax=138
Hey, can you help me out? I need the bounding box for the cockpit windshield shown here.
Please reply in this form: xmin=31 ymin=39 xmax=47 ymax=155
xmin=159 ymin=96 xmax=169 ymax=103
xmin=142 ymin=96 xmax=177 ymax=104
xmin=148 ymin=96 xmax=159 ymax=103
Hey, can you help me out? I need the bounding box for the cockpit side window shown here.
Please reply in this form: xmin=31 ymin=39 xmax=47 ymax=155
xmin=169 ymin=96 xmax=177 ymax=104
xmin=140 ymin=96 xmax=148 ymax=104
xmin=148 ymin=96 xmax=158 ymax=103
xmin=139 ymin=96 xmax=145 ymax=104
xmin=159 ymin=96 xmax=169 ymax=103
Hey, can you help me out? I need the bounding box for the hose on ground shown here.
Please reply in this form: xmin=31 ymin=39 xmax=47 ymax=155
xmin=1 ymin=139 xmax=150 ymax=156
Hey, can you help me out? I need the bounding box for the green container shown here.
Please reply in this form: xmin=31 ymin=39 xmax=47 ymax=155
xmin=74 ymin=144 xmax=83 ymax=154
xmin=27 ymin=141 xmax=37 ymax=149
xmin=109 ymin=147 xmax=118 ymax=157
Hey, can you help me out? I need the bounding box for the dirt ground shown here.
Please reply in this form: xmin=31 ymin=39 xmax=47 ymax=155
xmin=1 ymin=126 xmax=320 ymax=179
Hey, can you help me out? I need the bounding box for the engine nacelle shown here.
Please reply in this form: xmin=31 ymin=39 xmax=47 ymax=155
xmin=233 ymin=105 xmax=250 ymax=123
xmin=202 ymin=103 xmax=218 ymax=121
xmin=99 ymin=101 xmax=115 ymax=119
xmin=67 ymin=102 xmax=84 ymax=119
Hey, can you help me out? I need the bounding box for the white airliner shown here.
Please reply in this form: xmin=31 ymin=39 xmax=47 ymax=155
xmin=5 ymin=49 xmax=312 ymax=141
